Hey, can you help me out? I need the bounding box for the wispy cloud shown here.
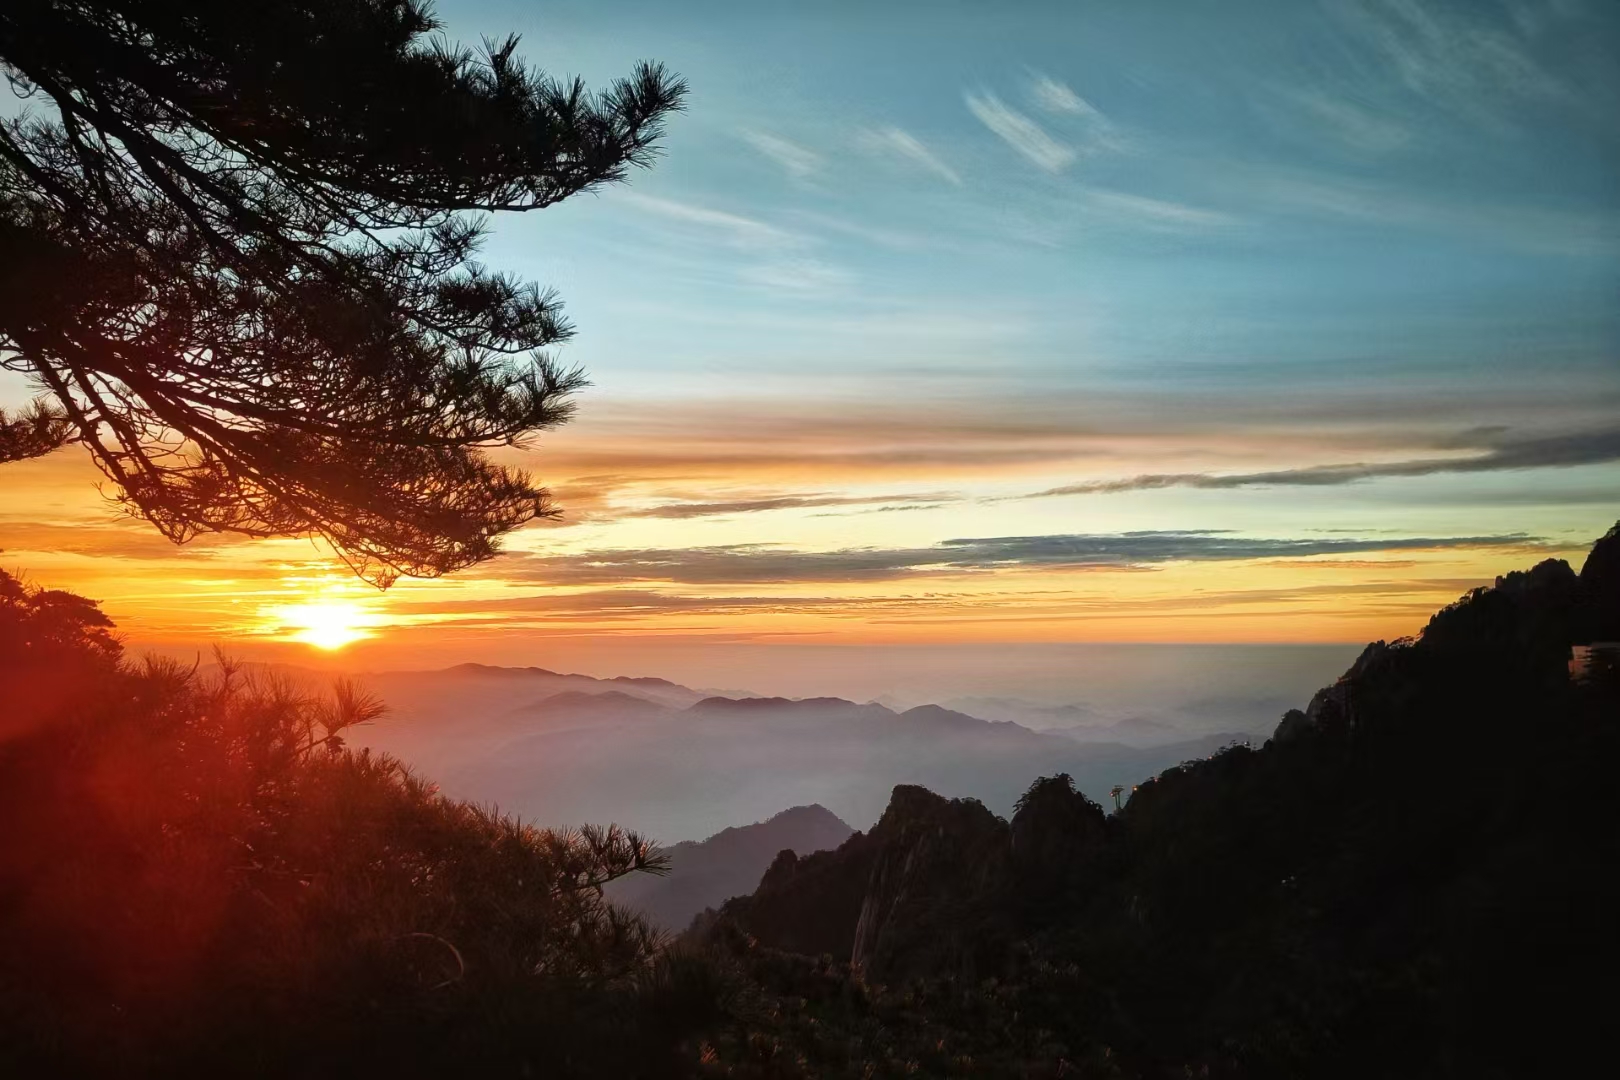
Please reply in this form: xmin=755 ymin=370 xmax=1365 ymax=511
xmin=498 ymin=531 xmax=1541 ymax=586
xmin=387 ymin=589 xmax=904 ymax=620
xmin=0 ymin=520 xmax=236 ymax=560
xmin=610 ymin=191 xmax=856 ymax=294
xmin=855 ymin=126 xmax=962 ymax=185
xmin=740 ymin=130 xmax=821 ymax=178
xmin=614 ymin=191 xmax=798 ymax=249
xmin=740 ymin=258 xmax=851 ymax=292
xmin=1216 ymin=164 xmax=1620 ymax=256
xmin=1027 ymin=72 xmax=1099 ymax=117
xmin=1020 ymin=428 xmax=1620 ymax=499
xmin=788 ymin=210 xmax=937 ymax=252
xmin=1334 ymin=0 xmax=1572 ymax=112
xmin=1084 ymin=190 xmax=1236 ymax=229
xmin=516 ymin=388 xmax=1620 ymax=502
xmin=624 ymin=491 xmax=955 ymax=519
xmin=1026 ymin=71 xmax=1126 ymax=153
xmin=810 ymin=502 xmax=954 ymax=518
xmin=965 ymin=90 xmax=1075 ymax=172
xmin=389 ymin=576 xmax=1499 ymax=626
xmin=1269 ymin=87 xmax=1411 ymax=154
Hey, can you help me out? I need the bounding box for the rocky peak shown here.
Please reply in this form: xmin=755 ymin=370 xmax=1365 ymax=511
xmin=848 ymin=786 xmax=1010 ymax=977
xmin=1580 ymin=521 xmax=1620 ymax=640
xmin=1009 ymin=773 xmax=1109 ymax=901
xmin=871 ymin=783 xmax=999 ymax=837
xmin=756 ymin=847 xmax=804 ymax=891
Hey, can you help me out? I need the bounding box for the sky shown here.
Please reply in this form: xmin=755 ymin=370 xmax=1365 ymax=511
xmin=2 ymin=0 xmax=1618 ymax=689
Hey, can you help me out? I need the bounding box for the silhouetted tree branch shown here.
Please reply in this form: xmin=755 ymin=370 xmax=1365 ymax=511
xmin=0 ymin=1 xmax=685 ymax=585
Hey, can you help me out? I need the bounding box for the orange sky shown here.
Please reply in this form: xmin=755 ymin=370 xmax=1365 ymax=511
xmin=3 ymin=391 xmax=1603 ymax=674
xmin=4 ymin=0 xmax=1618 ymax=688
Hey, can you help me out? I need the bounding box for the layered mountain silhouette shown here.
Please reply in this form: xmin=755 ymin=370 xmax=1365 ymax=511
xmin=5 ymin=523 xmax=1615 ymax=1077
xmin=695 ymin=522 xmax=1620 ymax=1076
xmin=606 ymin=804 xmax=854 ymax=931
xmin=504 ymin=689 xmax=675 ymax=729
xmin=942 ymin=695 xmax=1296 ymax=748
xmin=353 ymin=667 xmax=1248 ymax=841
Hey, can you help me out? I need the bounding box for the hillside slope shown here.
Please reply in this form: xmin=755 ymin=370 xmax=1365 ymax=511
xmin=702 ymin=523 xmax=1620 ymax=1078
xmin=607 ymin=805 xmax=854 ymax=931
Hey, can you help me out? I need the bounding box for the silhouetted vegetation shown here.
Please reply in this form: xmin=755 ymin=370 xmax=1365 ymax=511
xmin=0 ymin=1 xmax=684 ymax=583
xmin=698 ymin=525 xmax=1620 ymax=1077
xmin=0 ymin=569 xmax=727 ymax=1076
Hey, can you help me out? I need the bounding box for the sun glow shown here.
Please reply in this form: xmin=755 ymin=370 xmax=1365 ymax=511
xmin=276 ymin=599 xmax=374 ymax=650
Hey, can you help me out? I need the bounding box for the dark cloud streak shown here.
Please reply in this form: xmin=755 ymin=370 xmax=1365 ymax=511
xmin=625 ymin=492 xmax=954 ymax=519
xmin=498 ymin=531 xmax=1543 ymax=586
xmin=1023 ymin=428 xmax=1620 ymax=499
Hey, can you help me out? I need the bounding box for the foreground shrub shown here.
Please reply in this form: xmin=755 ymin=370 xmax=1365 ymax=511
xmin=0 ymin=570 xmax=725 ymax=1076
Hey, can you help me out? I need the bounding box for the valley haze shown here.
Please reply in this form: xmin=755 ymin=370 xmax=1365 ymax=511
xmin=337 ymin=646 xmax=1348 ymax=843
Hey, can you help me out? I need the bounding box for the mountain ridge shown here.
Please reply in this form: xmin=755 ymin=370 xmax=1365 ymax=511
xmin=694 ymin=523 xmax=1620 ymax=1076
xmin=607 ymin=804 xmax=855 ymax=932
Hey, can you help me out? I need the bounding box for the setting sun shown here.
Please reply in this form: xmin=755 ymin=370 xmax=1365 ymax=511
xmin=276 ymin=600 xmax=372 ymax=650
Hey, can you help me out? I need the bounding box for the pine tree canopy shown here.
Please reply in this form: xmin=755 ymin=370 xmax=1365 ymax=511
xmin=0 ymin=1 xmax=685 ymax=585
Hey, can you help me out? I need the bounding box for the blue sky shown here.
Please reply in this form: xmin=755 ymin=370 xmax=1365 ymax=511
xmin=451 ymin=0 xmax=1618 ymax=405
xmin=399 ymin=3 xmax=1619 ymax=538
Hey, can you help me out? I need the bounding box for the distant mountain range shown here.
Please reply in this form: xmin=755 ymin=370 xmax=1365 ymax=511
xmin=350 ymin=665 xmax=1253 ymax=842
xmin=944 ymin=693 xmax=1302 ymax=747
xmin=606 ymin=804 xmax=854 ymax=932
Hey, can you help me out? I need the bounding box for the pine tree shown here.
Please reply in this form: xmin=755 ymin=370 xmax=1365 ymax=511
xmin=0 ymin=1 xmax=684 ymax=584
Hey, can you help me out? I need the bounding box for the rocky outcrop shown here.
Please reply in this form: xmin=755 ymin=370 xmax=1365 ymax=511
xmin=1581 ymin=522 xmax=1620 ymax=641
xmin=714 ymin=785 xmax=1013 ymax=980
xmin=727 ymin=525 xmax=1620 ymax=983
xmin=1290 ymin=639 xmax=1398 ymax=738
xmin=1421 ymin=557 xmax=1584 ymax=681
xmin=713 ymin=830 xmax=879 ymax=961
xmin=848 ymin=786 xmax=1009 ymax=977
xmin=1272 ymin=707 xmax=1310 ymax=742
xmin=1009 ymin=773 xmax=1108 ymax=899
xmin=703 ymin=524 xmax=1620 ymax=1077
xmin=1273 ymin=523 xmax=1620 ymax=744
xmin=607 ymin=804 xmax=853 ymax=931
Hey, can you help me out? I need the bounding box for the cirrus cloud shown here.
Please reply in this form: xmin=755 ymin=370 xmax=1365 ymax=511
xmin=856 ymin=125 xmax=962 ymax=185
xmin=965 ymin=90 xmax=1076 ymax=172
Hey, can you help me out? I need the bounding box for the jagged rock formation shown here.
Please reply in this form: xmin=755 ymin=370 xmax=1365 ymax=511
xmin=847 ymin=787 xmax=1011 ymax=978
xmin=699 ymin=521 xmax=1620 ymax=1078
xmin=720 ymin=776 xmax=1118 ymax=981
xmin=606 ymin=804 xmax=853 ymax=931
xmin=1282 ymin=548 xmax=1601 ymax=744
xmin=1009 ymin=773 xmax=1108 ymax=899
xmin=721 ymin=787 xmax=1010 ymax=977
